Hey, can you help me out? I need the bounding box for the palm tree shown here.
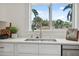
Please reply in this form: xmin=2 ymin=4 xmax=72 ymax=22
xmin=63 ymin=4 xmax=73 ymax=22
xmin=32 ymin=9 xmax=43 ymax=31
xmin=31 ymin=9 xmax=39 ymax=31
xmin=33 ymin=16 xmax=43 ymax=29
xmin=42 ymin=20 xmax=49 ymax=26
xmin=32 ymin=9 xmax=38 ymax=17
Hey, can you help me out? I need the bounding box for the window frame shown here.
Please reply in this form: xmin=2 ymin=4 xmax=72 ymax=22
xmin=29 ymin=3 xmax=76 ymax=31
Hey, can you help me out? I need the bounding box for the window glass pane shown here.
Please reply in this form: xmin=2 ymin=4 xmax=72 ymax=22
xmin=32 ymin=5 xmax=49 ymax=31
xmin=52 ymin=3 xmax=72 ymax=29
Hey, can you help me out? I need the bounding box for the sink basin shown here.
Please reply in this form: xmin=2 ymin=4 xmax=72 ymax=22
xmin=25 ymin=38 xmax=56 ymax=42
xmin=40 ymin=39 xmax=56 ymax=41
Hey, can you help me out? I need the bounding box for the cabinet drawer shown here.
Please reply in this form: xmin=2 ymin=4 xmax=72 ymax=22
xmin=0 ymin=43 xmax=14 ymax=52
xmin=0 ymin=52 xmax=14 ymax=56
xmin=16 ymin=44 xmax=38 ymax=54
xmin=16 ymin=53 xmax=38 ymax=56
xmin=39 ymin=44 xmax=61 ymax=56
xmin=39 ymin=53 xmax=60 ymax=56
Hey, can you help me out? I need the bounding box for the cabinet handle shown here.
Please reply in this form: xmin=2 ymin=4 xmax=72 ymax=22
xmin=0 ymin=47 xmax=4 ymax=48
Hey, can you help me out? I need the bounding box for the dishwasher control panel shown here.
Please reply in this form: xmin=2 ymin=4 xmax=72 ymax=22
xmin=62 ymin=45 xmax=79 ymax=49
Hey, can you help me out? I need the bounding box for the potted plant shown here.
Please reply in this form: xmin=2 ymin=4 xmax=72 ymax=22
xmin=10 ymin=27 xmax=18 ymax=38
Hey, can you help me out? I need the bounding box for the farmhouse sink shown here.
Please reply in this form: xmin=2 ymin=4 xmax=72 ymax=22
xmin=25 ymin=38 xmax=57 ymax=42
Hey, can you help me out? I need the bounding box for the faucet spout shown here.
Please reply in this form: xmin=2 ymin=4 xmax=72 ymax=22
xmin=36 ymin=23 xmax=42 ymax=39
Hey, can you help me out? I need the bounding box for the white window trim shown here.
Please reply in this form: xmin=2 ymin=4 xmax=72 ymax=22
xmin=72 ymin=4 xmax=77 ymax=29
xmin=29 ymin=3 xmax=51 ymax=31
xmin=29 ymin=3 xmax=76 ymax=31
xmin=49 ymin=4 xmax=52 ymax=30
xmin=29 ymin=3 xmax=32 ymax=31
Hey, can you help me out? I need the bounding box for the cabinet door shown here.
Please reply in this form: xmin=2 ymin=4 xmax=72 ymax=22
xmin=0 ymin=43 xmax=14 ymax=56
xmin=15 ymin=43 xmax=38 ymax=56
xmin=0 ymin=43 xmax=14 ymax=52
xmin=39 ymin=44 xmax=61 ymax=56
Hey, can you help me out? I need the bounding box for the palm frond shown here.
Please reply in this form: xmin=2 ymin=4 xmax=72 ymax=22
xmin=63 ymin=4 xmax=72 ymax=11
xmin=67 ymin=11 xmax=72 ymax=21
xmin=32 ymin=9 xmax=38 ymax=17
xmin=70 ymin=12 xmax=72 ymax=22
xmin=63 ymin=4 xmax=73 ymax=22
xmin=67 ymin=11 xmax=70 ymax=21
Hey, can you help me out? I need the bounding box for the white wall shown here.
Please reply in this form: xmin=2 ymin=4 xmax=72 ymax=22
xmin=72 ymin=3 xmax=79 ymax=30
xmin=76 ymin=4 xmax=79 ymax=30
xmin=0 ymin=3 xmax=29 ymax=37
xmin=26 ymin=29 xmax=67 ymax=39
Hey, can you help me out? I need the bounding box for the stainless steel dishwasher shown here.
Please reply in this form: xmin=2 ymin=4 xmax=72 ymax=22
xmin=62 ymin=45 xmax=79 ymax=56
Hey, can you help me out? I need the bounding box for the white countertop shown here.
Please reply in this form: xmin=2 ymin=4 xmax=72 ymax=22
xmin=0 ymin=38 xmax=79 ymax=45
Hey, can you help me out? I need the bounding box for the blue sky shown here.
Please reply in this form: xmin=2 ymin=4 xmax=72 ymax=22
xmin=32 ymin=3 xmax=70 ymax=21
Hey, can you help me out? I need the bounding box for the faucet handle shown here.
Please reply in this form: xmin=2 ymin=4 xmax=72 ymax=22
xmin=35 ymin=33 xmax=40 ymax=38
xmin=36 ymin=36 xmax=39 ymax=38
xmin=30 ymin=33 xmax=34 ymax=38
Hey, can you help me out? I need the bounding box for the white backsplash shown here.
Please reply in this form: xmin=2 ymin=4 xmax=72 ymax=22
xmin=26 ymin=29 xmax=67 ymax=39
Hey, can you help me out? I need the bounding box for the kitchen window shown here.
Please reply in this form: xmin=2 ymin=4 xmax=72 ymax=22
xmin=31 ymin=4 xmax=49 ymax=31
xmin=29 ymin=3 xmax=75 ymax=31
xmin=52 ymin=4 xmax=72 ymax=29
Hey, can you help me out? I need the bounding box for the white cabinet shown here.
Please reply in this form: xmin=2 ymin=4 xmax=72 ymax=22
xmin=15 ymin=43 xmax=61 ymax=56
xmin=39 ymin=44 xmax=61 ymax=56
xmin=0 ymin=43 xmax=14 ymax=56
xmin=0 ymin=42 xmax=61 ymax=56
xmin=15 ymin=43 xmax=38 ymax=56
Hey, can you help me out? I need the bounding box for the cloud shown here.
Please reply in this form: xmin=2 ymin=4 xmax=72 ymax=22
xmin=38 ymin=10 xmax=48 ymax=15
xmin=59 ymin=7 xmax=64 ymax=10
xmin=37 ymin=10 xmax=49 ymax=20
xmin=52 ymin=10 xmax=67 ymax=21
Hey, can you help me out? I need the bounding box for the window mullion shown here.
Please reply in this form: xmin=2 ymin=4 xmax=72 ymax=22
xmin=49 ymin=4 xmax=52 ymax=30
